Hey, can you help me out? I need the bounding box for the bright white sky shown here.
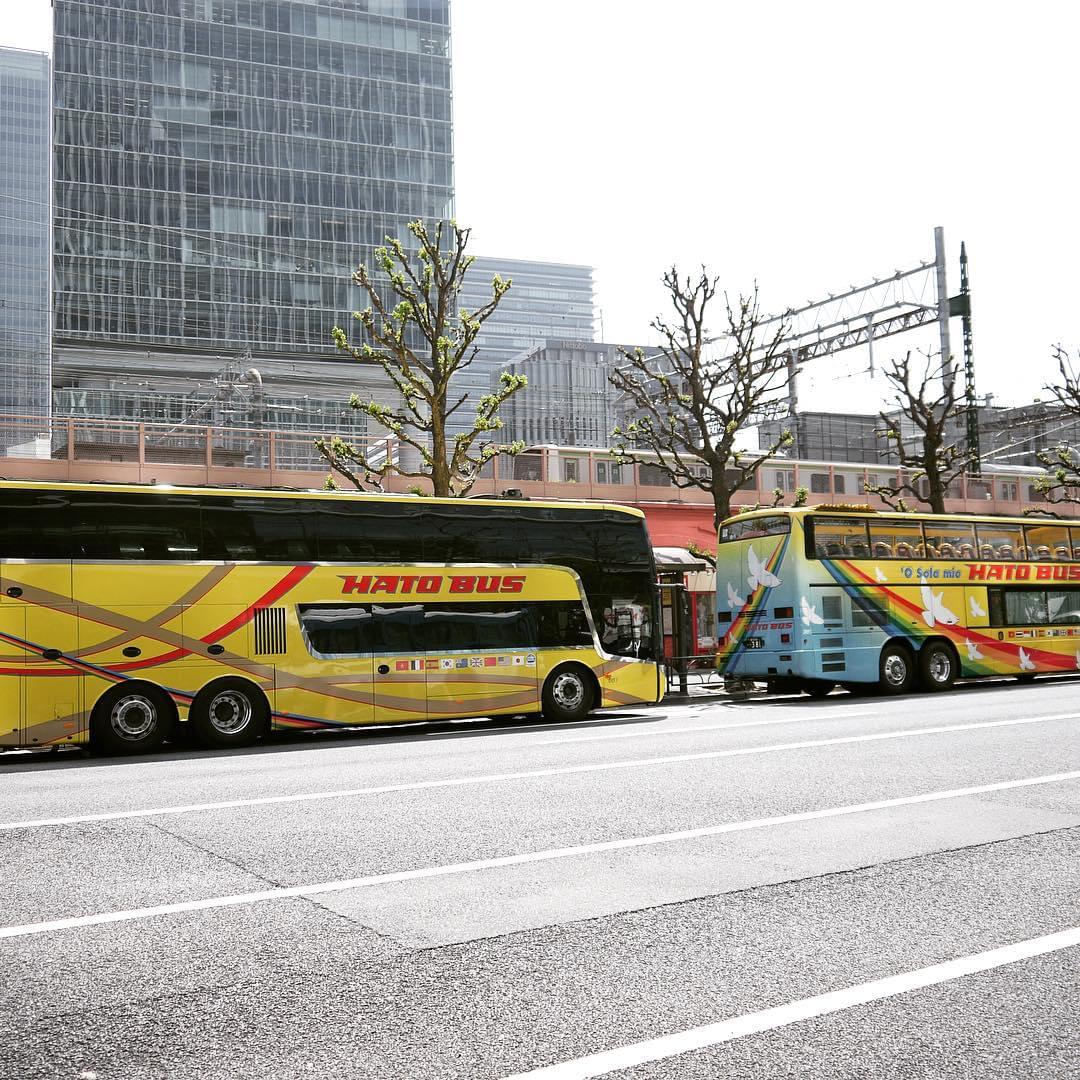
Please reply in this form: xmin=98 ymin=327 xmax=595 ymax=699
xmin=6 ymin=0 xmax=1079 ymax=414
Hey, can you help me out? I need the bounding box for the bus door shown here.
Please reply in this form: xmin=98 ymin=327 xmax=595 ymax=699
xmin=0 ymin=605 xmax=24 ymax=745
xmin=371 ymin=604 xmax=428 ymax=723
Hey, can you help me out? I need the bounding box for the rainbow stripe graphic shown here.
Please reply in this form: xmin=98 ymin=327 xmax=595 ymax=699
xmin=717 ymin=535 xmax=790 ymax=675
xmin=823 ymin=559 xmax=1080 ymax=677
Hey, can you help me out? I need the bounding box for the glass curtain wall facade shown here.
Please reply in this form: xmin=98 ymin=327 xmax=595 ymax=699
xmin=449 ymin=256 xmax=594 ymax=437
xmin=459 ymin=257 xmax=595 ymax=379
xmin=501 ymin=341 xmax=619 ymax=448
xmin=0 ymin=49 xmax=52 ymax=421
xmin=52 ymin=0 xmax=453 ymax=357
xmin=758 ymin=411 xmax=891 ymax=465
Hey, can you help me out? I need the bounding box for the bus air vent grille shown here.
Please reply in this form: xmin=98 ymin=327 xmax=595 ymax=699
xmin=820 ymin=637 xmax=844 ymax=649
xmin=254 ymin=607 xmax=287 ymax=655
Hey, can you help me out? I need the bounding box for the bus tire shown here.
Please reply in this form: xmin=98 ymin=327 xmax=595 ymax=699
xmin=91 ymin=682 xmax=173 ymax=755
xmin=190 ymin=678 xmax=268 ymax=749
xmin=541 ymin=664 xmax=594 ymax=723
xmin=919 ymin=642 xmax=958 ymax=692
xmin=878 ymin=643 xmax=915 ymax=695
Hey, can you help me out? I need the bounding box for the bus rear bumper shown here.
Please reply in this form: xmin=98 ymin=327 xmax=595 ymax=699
xmin=718 ymin=643 xmax=884 ymax=685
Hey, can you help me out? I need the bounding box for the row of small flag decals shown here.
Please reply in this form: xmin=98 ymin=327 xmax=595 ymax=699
xmin=395 ymin=655 xmax=537 ymax=672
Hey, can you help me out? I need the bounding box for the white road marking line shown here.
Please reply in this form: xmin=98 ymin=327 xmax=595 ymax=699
xmin=2 ymin=712 xmax=1077 ymax=832
xmin=502 ymin=925 xmax=1080 ymax=1079
xmin=2 ymin=768 xmax=1080 ymax=940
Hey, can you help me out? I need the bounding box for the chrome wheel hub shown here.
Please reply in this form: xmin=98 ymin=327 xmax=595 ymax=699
xmin=928 ymin=652 xmax=951 ymax=683
xmin=208 ymin=691 xmax=252 ymax=735
xmin=883 ymin=654 xmax=907 ymax=686
xmin=110 ymin=695 xmax=156 ymax=740
xmin=552 ymin=673 xmax=584 ymax=710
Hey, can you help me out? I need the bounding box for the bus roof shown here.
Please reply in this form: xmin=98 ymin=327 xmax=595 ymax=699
xmin=721 ymin=505 xmax=1077 ymax=527
xmin=0 ymin=478 xmax=645 ymax=520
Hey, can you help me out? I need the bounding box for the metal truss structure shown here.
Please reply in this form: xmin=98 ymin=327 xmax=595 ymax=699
xmin=705 ymin=226 xmax=978 ymax=469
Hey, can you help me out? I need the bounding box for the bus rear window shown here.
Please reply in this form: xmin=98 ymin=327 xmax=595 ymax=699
xmin=719 ymin=516 xmax=791 ymax=543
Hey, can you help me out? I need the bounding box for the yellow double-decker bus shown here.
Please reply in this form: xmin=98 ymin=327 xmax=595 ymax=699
xmin=0 ymin=481 xmax=663 ymax=753
xmin=716 ymin=506 xmax=1080 ymax=695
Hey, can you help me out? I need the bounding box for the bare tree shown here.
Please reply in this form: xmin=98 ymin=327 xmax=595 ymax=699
xmin=1032 ymin=346 xmax=1080 ymax=506
xmin=316 ymin=219 xmax=527 ymax=497
xmin=865 ymin=352 xmax=972 ymax=513
xmin=609 ymin=269 xmax=792 ymax=529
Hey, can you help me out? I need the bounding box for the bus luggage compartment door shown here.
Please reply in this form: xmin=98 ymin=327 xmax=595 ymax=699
xmin=423 ymin=603 xmax=540 ymax=720
xmin=26 ymin=604 xmax=80 ymax=747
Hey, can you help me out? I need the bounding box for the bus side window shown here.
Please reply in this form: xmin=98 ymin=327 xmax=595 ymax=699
xmin=807 ymin=517 xmax=870 ymax=559
xmin=0 ymin=491 xmax=71 ymax=559
xmin=975 ymin=523 xmax=1024 ymax=562
xmin=988 ymin=589 xmax=1005 ymax=626
xmin=374 ymin=605 xmax=425 ymax=652
xmin=536 ymin=601 xmax=593 ymax=647
xmin=298 ymin=604 xmax=378 ymax=657
xmin=320 ymin=504 xmax=426 ymax=563
xmin=69 ymin=495 xmax=199 ymax=560
xmin=868 ymin=519 xmax=923 ymax=559
xmin=424 ymin=605 xmax=536 ymax=651
xmin=200 ymin=498 xmax=261 ymax=560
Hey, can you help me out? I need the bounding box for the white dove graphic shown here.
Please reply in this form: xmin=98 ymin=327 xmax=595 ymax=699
xmin=747 ymin=546 xmax=781 ymax=592
xmin=1019 ymin=647 xmax=1035 ymax=672
xmin=920 ymin=584 xmax=958 ymax=628
xmin=726 ymin=581 xmax=745 ymax=608
xmin=874 ymin=566 xmax=887 ymax=583
xmin=965 ymin=640 xmax=983 ymax=661
xmin=969 ymin=595 xmax=986 ymax=618
xmin=800 ymin=596 xmax=824 ymax=628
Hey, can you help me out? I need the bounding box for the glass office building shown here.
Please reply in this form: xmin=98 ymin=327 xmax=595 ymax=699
xmin=52 ymin=0 xmax=453 ymax=361
xmin=459 ymin=256 xmax=596 ymax=378
xmin=448 ymin=256 xmax=595 ymax=435
xmin=501 ymin=340 xmax=620 ymax=448
xmin=0 ymin=48 xmax=52 ymax=421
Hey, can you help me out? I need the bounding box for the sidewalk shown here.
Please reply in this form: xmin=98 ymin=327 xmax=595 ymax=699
xmin=661 ymin=668 xmax=730 ymax=702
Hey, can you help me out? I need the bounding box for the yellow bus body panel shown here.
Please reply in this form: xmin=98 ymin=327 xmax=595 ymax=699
xmin=2 ymin=561 xmax=661 ymax=748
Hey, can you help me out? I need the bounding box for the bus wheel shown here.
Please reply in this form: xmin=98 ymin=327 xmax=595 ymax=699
xmin=541 ymin=665 xmax=594 ymax=722
xmin=919 ymin=642 xmax=957 ymax=692
xmin=878 ymin=644 xmax=915 ymax=695
xmin=190 ymin=678 xmax=267 ymax=749
xmin=91 ymin=683 xmax=172 ymax=755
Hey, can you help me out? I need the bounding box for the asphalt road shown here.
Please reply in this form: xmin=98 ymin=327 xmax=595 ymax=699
xmin=2 ymin=677 xmax=1079 ymax=1079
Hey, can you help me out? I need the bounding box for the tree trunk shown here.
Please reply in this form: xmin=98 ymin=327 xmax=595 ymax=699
xmin=712 ymin=486 xmax=731 ymax=531
xmin=924 ymin=433 xmax=946 ymax=513
xmin=430 ymin=407 xmax=449 ymax=497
